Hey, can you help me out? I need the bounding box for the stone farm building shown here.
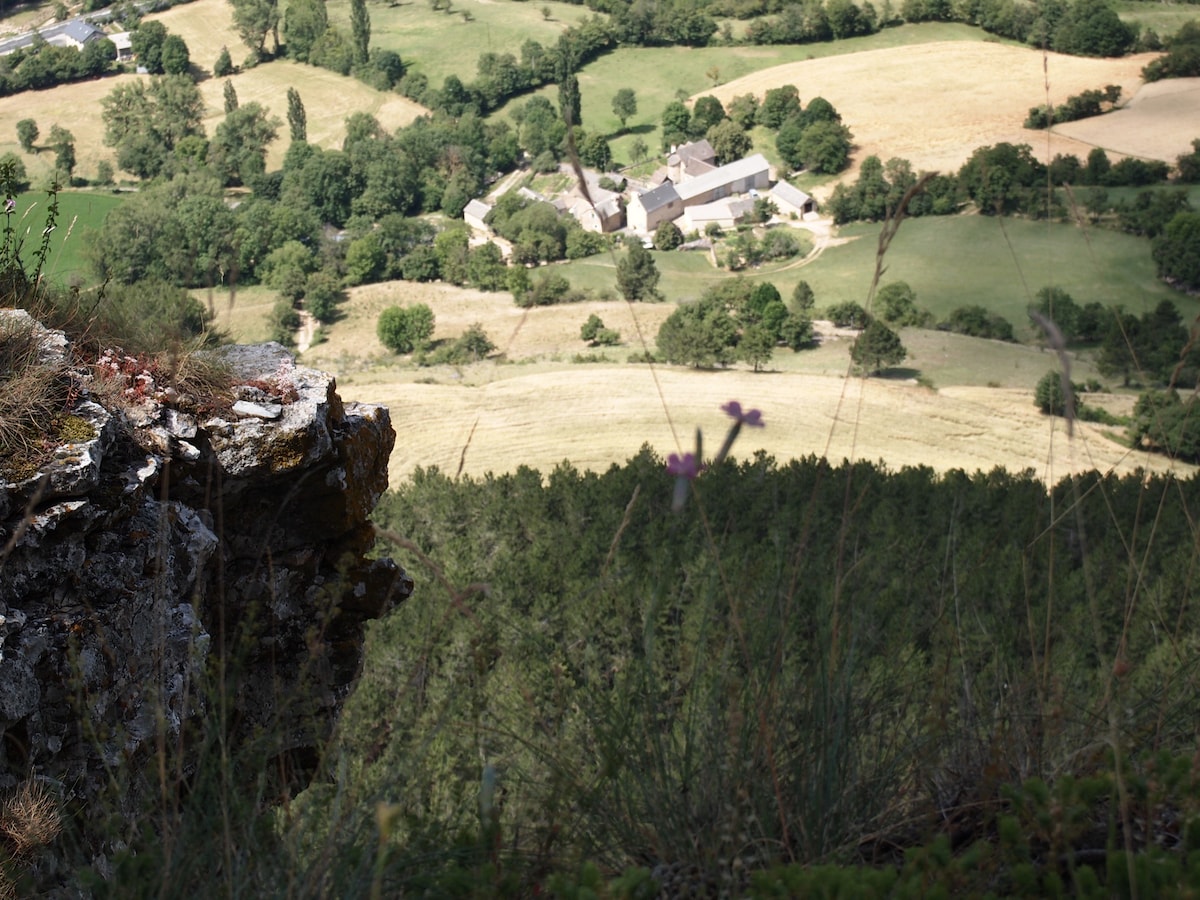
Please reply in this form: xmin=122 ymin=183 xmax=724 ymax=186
xmin=628 ymin=153 xmax=772 ymax=233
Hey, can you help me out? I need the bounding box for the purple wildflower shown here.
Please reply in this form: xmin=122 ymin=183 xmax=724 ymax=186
xmin=666 ymin=452 xmax=701 ymax=480
xmin=721 ymin=400 xmax=764 ymax=428
xmin=3 ymin=199 xmax=14 ymax=213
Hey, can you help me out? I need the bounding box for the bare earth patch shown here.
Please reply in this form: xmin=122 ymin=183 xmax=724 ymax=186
xmin=704 ymin=42 xmax=1161 ymax=180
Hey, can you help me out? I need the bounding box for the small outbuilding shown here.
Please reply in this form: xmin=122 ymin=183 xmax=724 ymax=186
xmin=770 ymin=180 xmax=816 ymax=217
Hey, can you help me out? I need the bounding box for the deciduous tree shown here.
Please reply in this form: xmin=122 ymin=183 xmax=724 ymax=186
xmin=616 ymin=241 xmax=661 ymax=301
xmin=611 ymin=88 xmax=636 ymax=131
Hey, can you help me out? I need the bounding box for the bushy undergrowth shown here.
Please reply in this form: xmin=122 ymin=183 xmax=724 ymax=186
xmin=232 ymin=447 xmax=1200 ymax=895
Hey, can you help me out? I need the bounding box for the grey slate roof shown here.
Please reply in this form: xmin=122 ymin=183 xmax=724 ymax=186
xmin=634 ymin=182 xmax=681 ymax=213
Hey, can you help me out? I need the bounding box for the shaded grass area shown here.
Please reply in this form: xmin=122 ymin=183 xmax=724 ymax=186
xmin=11 ymin=190 xmax=123 ymax=285
xmin=202 ymin=285 xmax=283 ymax=345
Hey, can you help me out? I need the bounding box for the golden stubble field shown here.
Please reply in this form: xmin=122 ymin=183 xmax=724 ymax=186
xmin=703 ymin=42 xmax=1185 ymax=182
xmin=265 ymin=281 xmax=1193 ymax=486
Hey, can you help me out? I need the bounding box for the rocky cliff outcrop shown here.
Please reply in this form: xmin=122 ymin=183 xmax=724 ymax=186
xmin=0 ymin=311 xmax=412 ymax=814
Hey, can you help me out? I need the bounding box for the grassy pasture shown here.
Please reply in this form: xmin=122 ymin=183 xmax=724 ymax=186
xmin=793 ymin=216 xmax=1192 ymax=335
xmin=1116 ymin=1 xmax=1200 ymax=36
xmin=324 ymin=0 xmax=596 ymax=88
xmin=9 ymin=189 xmax=122 ymax=282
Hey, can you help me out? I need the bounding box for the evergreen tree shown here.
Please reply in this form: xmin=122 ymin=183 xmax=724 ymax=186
xmin=287 ymin=87 xmax=307 ymax=142
xmin=558 ymin=74 xmax=582 ymax=127
xmin=223 ymin=79 xmax=239 ymax=114
xmin=213 ymin=45 xmax=234 ymax=76
xmin=350 ymin=0 xmax=370 ymax=66
xmin=616 ymin=241 xmax=660 ymax=301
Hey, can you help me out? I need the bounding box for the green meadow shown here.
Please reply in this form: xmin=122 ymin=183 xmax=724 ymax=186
xmin=10 ymin=190 xmax=123 ymax=285
xmin=553 ymin=216 xmax=1185 ymax=346
xmin=795 ymin=216 xmax=1191 ymax=337
xmin=324 ymin=0 xmax=596 ymax=88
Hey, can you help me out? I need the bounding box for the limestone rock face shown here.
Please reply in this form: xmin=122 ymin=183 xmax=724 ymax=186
xmin=0 ymin=325 xmax=412 ymax=809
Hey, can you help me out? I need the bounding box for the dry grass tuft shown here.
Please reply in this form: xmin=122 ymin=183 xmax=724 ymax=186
xmin=0 ymin=780 xmax=61 ymax=856
xmin=0 ymin=315 xmax=72 ymax=471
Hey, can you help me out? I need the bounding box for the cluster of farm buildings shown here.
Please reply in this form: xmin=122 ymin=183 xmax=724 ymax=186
xmin=464 ymin=140 xmax=818 ymax=246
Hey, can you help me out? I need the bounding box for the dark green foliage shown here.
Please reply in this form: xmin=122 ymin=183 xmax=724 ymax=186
xmin=0 ymin=154 xmax=27 ymax=192
xmin=377 ymin=303 xmax=435 ymax=354
xmin=269 ymin=297 xmax=300 ymax=345
xmin=705 ymin=119 xmax=752 ymax=164
xmin=1034 ymin=369 xmax=1070 ymax=415
xmin=48 ymin=124 xmax=74 ymax=180
xmin=756 ymin=84 xmax=800 ymax=128
xmin=518 ymin=272 xmax=574 ymax=307
xmin=160 ymin=34 xmax=190 ymax=75
xmin=824 ymin=300 xmax=871 ymax=329
xmin=616 ymin=241 xmax=661 ymax=301
xmin=1052 ymin=0 xmax=1134 ymax=57
xmin=558 ymin=73 xmax=582 ymax=127
xmin=303 ymin=270 xmax=341 ymax=322
xmin=791 ymin=280 xmax=815 ymax=312
xmin=1177 ymin=139 xmax=1200 ymax=184
xmin=875 ymin=280 xmax=930 ymax=327
xmin=350 ymin=0 xmax=370 ymax=66
xmin=15 ymin=119 xmax=37 ymax=154
xmin=959 ymin=142 xmax=1045 ymax=215
xmin=1025 ymin=85 xmax=1119 ymax=128
xmin=223 ymin=79 xmax=238 ymax=114
xmin=1130 ymin=390 xmax=1200 ymax=461
xmin=659 ymin=100 xmax=691 ymax=150
xmin=1116 ymin=190 xmax=1192 ymax=238
xmin=577 ymin=132 xmax=612 ymax=171
xmin=1030 ymin=286 xmax=1081 ymax=340
xmin=652 ymin=221 xmax=683 ymax=251
xmin=611 ymin=87 xmax=637 ymax=130
xmin=284 ymin=0 xmax=327 ymax=63
xmin=213 ymin=45 xmax=234 ymax=76
xmin=466 ymin=242 xmax=508 ymax=292
xmin=1143 ymin=21 xmax=1200 ymax=81
xmin=851 ymin=319 xmax=906 ymax=374
xmin=656 ymin=296 xmax=740 ymax=367
xmin=286 ymin=87 xmax=306 ymax=142
xmin=1153 ymin=211 xmax=1200 ymax=291
xmin=780 ymin=311 xmax=815 ymax=349
xmin=940 ymin=305 xmax=1017 ymax=341
xmin=581 ymin=313 xmax=619 ymax=346
xmin=209 ymin=102 xmax=280 ymax=187
xmin=690 ymin=95 xmax=726 ymax=135
xmin=131 ymin=21 xmax=168 ymax=74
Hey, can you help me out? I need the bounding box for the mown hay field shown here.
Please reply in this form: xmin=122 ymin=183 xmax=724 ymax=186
xmin=1053 ymin=77 xmax=1200 ymax=163
xmin=343 ymin=359 xmax=1186 ymax=485
xmin=703 ymin=42 xmax=1169 ymax=179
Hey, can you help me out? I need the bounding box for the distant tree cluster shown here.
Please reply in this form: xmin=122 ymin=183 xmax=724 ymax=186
xmin=1143 ymin=21 xmax=1200 ymax=81
xmin=1025 ymin=84 xmax=1121 ymax=129
xmin=828 ymin=144 xmax=1176 ymax=225
xmin=656 ymin=278 xmax=813 ymax=370
xmin=0 ymin=33 xmax=116 ymax=96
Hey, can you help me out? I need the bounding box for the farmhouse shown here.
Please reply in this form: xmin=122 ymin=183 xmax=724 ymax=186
xmin=667 ymin=139 xmax=717 ymax=183
xmin=627 ymin=182 xmax=684 ymax=233
xmin=676 ymin=153 xmax=771 ymax=206
xmin=46 ymin=20 xmax=106 ymax=50
xmin=568 ymin=192 xmax=624 ymax=233
xmin=628 ymin=153 xmax=772 ymax=234
xmin=770 ymin=180 xmax=816 ymax=217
